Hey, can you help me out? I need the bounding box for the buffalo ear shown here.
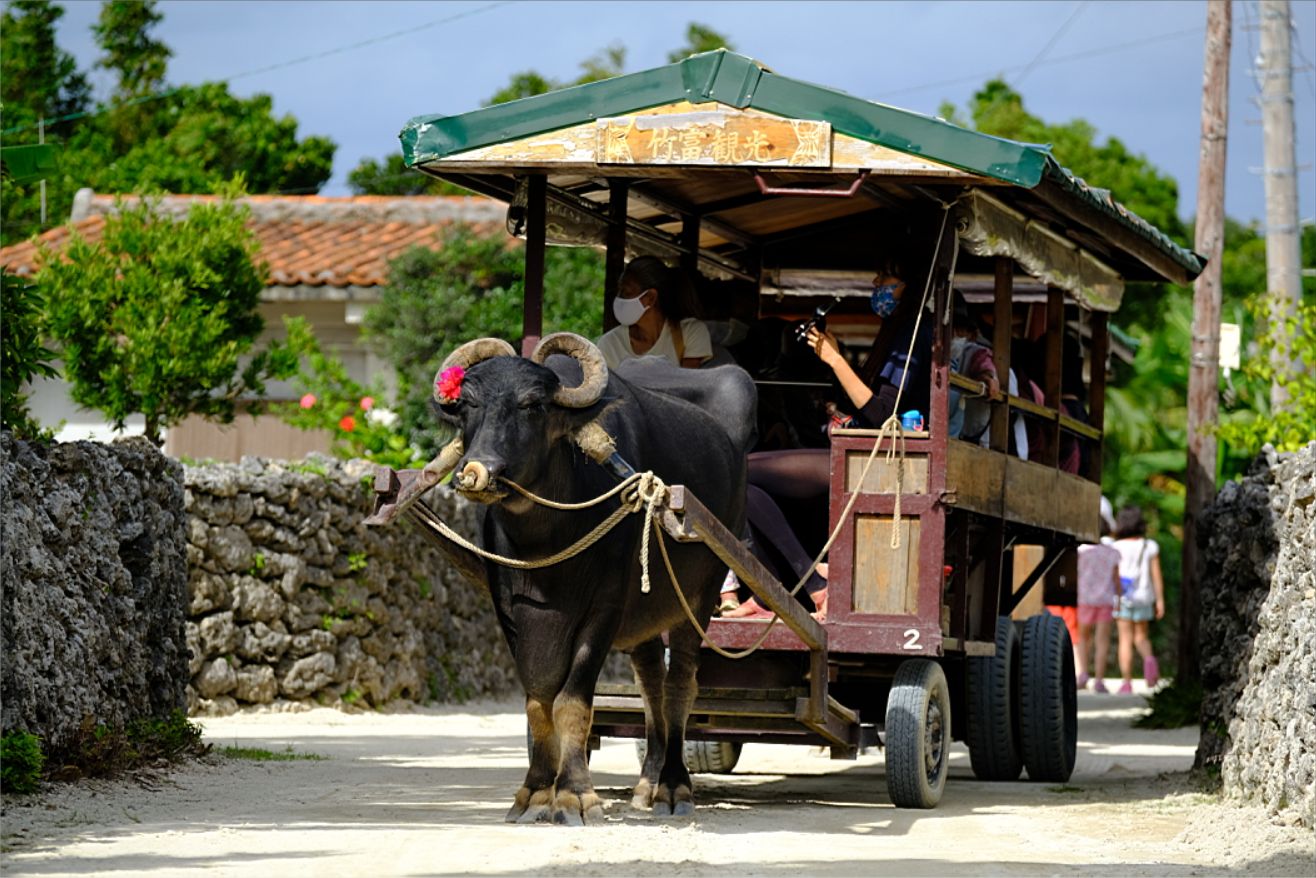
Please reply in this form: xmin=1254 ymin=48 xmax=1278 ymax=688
xmin=550 ymin=396 xmax=619 ymax=437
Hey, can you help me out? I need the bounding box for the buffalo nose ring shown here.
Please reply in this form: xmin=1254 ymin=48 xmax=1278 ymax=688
xmin=457 ymin=460 xmax=491 ymax=492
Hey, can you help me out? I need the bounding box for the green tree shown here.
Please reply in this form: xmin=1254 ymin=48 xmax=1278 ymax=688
xmin=666 ymin=23 xmax=735 ymax=61
xmin=363 ymin=226 xmax=605 ymax=457
xmin=0 ymin=0 xmax=91 ymax=133
xmin=93 ymin=0 xmax=169 ymax=102
xmin=347 ymin=152 xmax=466 ymax=197
xmin=36 ymin=189 xmax=309 ymax=444
xmin=0 ymin=272 xmax=60 ymax=439
xmin=1 ymin=1 xmax=335 ymax=247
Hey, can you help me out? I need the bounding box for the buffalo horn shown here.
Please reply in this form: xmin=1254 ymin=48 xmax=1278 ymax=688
xmin=434 ymin=338 xmax=517 ymax=401
xmin=529 ymin=332 xmax=609 ymax=408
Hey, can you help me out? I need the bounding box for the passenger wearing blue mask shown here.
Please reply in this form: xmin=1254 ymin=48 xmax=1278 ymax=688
xmin=596 ymin=256 xmax=712 ymax=370
xmin=804 ymin=258 xmax=933 ymax=429
xmin=725 ymin=257 xmax=933 ymax=621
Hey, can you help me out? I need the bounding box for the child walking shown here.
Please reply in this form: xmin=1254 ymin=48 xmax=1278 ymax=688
xmin=1111 ymin=506 xmax=1166 ymax=693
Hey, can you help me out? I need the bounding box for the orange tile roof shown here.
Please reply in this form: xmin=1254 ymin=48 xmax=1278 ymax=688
xmin=0 ymin=192 xmax=509 ymax=287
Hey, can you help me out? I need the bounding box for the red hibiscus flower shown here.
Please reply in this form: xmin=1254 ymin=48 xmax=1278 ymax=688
xmin=436 ymin=365 xmax=465 ymax=402
xmin=339 ymin=415 xmax=356 ymax=432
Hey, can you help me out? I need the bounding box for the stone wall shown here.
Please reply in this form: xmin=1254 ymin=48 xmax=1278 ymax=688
xmin=182 ymin=456 xmax=518 ymax=714
xmin=1198 ymin=442 xmax=1316 ymax=828
xmin=1 ymin=434 xmax=189 ymax=746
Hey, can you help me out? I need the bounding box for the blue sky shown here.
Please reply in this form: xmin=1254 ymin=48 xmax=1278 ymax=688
xmin=53 ymin=0 xmax=1316 ymax=229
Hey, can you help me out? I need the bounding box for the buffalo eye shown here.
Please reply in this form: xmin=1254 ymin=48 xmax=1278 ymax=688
xmin=518 ymin=396 xmax=544 ymax=411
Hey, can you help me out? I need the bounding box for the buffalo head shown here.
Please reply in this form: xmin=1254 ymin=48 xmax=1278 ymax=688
xmin=433 ymin=333 xmax=609 ymax=503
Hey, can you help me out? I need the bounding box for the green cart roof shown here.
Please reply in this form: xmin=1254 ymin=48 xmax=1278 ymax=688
xmin=402 ymin=50 xmax=1202 ymax=281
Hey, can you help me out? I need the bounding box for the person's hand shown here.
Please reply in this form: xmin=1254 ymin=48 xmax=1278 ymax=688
xmin=1155 ymin=599 xmax=1165 ymax=620
xmin=984 ymin=372 xmax=1001 ymax=398
xmin=806 ymin=327 xmax=842 ymax=368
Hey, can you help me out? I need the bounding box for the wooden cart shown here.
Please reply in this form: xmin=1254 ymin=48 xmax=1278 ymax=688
xmin=387 ymin=51 xmax=1204 ymax=808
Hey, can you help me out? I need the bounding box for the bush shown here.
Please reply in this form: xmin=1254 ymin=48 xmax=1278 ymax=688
xmin=41 ymin=710 xmax=205 ymax=781
xmin=0 ymin=730 xmax=45 ymax=794
xmin=274 ymin=325 xmax=425 ymax=469
xmin=1218 ymin=296 xmax=1316 ymax=456
xmin=0 ymin=272 xmax=59 ymax=439
xmin=37 ymin=186 xmax=309 ymax=444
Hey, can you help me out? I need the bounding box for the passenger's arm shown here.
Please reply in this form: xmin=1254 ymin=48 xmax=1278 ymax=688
xmin=807 ymin=328 xmax=874 ymax=411
xmin=1151 ymin=553 xmax=1165 ymax=620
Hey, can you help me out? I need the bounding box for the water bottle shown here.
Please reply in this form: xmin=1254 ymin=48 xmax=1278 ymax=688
xmin=900 ymin=409 xmax=924 ymax=432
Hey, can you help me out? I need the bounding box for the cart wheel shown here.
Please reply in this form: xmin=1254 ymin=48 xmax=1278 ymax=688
xmin=885 ymin=659 xmax=951 ymax=809
xmin=966 ymin=615 xmax=1023 ymax=780
xmin=1018 ymin=613 xmax=1078 ymax=782
xmin=634 ymin=739 xmax=743 ymax=774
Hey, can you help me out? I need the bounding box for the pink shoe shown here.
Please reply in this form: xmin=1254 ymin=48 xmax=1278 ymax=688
xmin=1143 ymin=656 xmax=1160 ymax=688
xmin=1092 ymin=678 xmax=1109 ymax=694
xmin=1117 ymin=680 xmax=1133 ymax=695
xmin=1076 ymin=672 xmax=1090 ymax=689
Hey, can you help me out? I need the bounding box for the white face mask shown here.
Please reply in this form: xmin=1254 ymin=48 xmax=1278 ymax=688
xmin=612 ymin=292 xmax=650 ymax=326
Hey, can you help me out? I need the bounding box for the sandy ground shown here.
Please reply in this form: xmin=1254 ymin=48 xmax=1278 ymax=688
xmin=3 ymin=681 xmax=1312 ymax=877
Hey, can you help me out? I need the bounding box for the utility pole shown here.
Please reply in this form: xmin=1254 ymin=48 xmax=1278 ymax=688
xmin=1259 ymin=0 xmax=1302 ymax=407
xmin=1182 ymin=0 xmax=1231 ymax=687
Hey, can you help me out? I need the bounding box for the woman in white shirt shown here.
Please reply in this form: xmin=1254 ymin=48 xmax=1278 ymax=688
xmin=596 ymin=257 xmax=711 ymax=370
xmin=1111 ymin=505 xmax=1165 ymax=694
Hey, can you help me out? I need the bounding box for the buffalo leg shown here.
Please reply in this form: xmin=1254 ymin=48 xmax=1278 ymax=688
xmin=629 ymin=637 xmax=668 ymax=809
xmin=550 ymin=643 xmax=610 ymax=825
xmin=653 ymin=624 xmax=701 ymax=817
xmin=506 ymin=696 xmax=557 ymax=823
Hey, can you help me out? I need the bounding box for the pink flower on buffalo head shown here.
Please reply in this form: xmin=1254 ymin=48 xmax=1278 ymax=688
xmin=359 ymin=396 xmax=375 ymax=411
xmin=339 ymin=415 xmax=356 ymax=432
xmin=299 ymin=393 xmax=316 ymax=409
xmin=435 ymin=365 xmax=465 ymax=402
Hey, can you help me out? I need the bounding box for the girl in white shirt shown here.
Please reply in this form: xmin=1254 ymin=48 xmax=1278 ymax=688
xmin=1111 ymin=505 xmax=1165 ymax=693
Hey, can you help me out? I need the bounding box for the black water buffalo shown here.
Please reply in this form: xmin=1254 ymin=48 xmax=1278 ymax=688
xmin=433 ymin=333 xmax=752 ymax=824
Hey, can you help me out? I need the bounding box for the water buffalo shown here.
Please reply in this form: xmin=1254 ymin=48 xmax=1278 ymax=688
xmin=433 ymin=333 xmax=752 ymax=824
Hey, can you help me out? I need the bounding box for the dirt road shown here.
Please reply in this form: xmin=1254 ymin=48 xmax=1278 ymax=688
xmin=3 ymin=684 xmax=1311 ymax=876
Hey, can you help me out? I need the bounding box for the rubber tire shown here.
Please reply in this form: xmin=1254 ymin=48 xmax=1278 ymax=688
xmin=634 ymin=739 xmax=743 ymax=774
xmin=885 ymin=659 xmax=951 ymax=809
xmin=1019 ymin=613 xmax=1078 ymax=783
xmin=966 ymin=615 xmax=1024 ymax=780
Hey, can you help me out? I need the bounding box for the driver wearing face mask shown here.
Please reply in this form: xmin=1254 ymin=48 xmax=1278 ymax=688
xmin=596 ymin=256 xmax=712 ymax=370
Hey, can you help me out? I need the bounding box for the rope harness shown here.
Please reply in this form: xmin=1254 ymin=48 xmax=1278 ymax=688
xmin=408 ymin=200 xmax=959 ymax=660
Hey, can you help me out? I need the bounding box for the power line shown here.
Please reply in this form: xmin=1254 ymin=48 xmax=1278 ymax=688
xmin=1014 ymin=0 xmax=1089 ymax=86
xmin=882 ymin=25 xmax=1205 ymax=99
xmin=2 ymin=1 xmax=510 ymax=137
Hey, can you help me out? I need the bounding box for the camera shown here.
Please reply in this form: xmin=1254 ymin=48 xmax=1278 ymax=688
xmin=794 ymin=296 xmax=842 ymax=344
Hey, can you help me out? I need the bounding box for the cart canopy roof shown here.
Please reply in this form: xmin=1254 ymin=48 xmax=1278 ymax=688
xmin=402 ymin=51 xmax=1202 ymax=306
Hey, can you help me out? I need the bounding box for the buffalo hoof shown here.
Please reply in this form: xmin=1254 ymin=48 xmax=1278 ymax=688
xmin=651 ymin=783 xmax=694 ymax=819
xmin=505 ymin=787 xmax=552 ymax=824
xmin=630 ymin=777 xmax=656 ymax=810
xmin=552 ymin=789 xmax=604 ymax=826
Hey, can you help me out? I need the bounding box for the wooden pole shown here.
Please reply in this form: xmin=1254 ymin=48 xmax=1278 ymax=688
xmin=603 ymin=179 xmax=629 ymax=332
xmin=1182 ymin=0 xmax=1231 ymax=686
xmin=989 ymin=257 xmax=1013 ymax=454
xmin=1259 ymin=0 xmax=1303 ymax=408
xmin=521 ymin=174 xmax=547 ymax=357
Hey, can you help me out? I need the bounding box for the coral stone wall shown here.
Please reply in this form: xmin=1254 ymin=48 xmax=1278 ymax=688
xmin=182 ymin=456 xmax=517 ymax=714
xmin=1 ymin=434 xmax=189 ymax=745
xmin=1198 ymin=442 xmax=1316 ymax=828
